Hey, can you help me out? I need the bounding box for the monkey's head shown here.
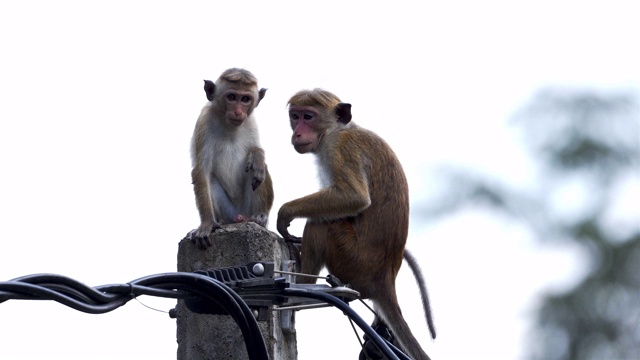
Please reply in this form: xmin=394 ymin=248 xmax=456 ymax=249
xmin=204 ymin=68 xmax=267 ymax=127
xmin=287 ymin=88 xmax=352 ymax=154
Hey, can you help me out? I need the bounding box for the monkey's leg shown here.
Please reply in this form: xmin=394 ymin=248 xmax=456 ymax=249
xmin=372 ymin=287 xmax=431 ymax=360
xmin=210 ymin=179 xmax=240 ymax=224
xmin=324 ymin=220 xmax=375 ymax=296
xmin=297 ymin=220 xmax=328 ymax=284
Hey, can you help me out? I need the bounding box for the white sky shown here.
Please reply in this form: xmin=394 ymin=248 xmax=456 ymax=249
xmin=0 ymin=1 xmax=638 ymax=359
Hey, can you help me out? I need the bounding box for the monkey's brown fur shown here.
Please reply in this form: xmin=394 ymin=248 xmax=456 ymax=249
xmin=278 ymin=89 xmax=435 ymax=360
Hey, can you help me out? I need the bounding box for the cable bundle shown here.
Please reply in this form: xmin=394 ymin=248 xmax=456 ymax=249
xmin=1 ymin=269 xmax=410 ymax=360
xmin=0 ymin=272 xmax=269 ymax=360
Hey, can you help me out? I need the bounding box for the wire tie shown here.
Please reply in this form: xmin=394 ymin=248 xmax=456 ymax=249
xmin=128 ymin=283 xmax=136 ymax=298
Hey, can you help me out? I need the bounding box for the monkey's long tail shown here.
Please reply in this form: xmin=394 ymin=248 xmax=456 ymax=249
xmin=404 ymin=249 xmax=437 ymax=339
xmin=374 ymin=294 xmax=432 ymax=360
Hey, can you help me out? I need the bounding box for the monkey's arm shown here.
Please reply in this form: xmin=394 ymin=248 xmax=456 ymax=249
xmin=246 ymin=146 xmax=267 ymax=191
xmin=189 ymin=166 xmax=221 ymax=248
xmin=277 ymin=146 xmax=370 ymax=240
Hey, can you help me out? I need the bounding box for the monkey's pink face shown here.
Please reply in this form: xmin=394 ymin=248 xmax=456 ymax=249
xmin=289 ymin=106 xmax=322 ymax=154
xmin=223 ymin=90 xmax=257 ymax=126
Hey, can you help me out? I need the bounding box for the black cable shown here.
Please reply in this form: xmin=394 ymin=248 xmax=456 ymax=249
xmin=0 ymin=272 xmax=269 ymax=360
xmin=1 ymin=271 xmax=411 ymax=360
xmin=9 ymin=274 xmax=121 ymax=303
xmin=0 ymin=281 xmax=131 ymax=313
xmin=283 ymin=288 xmax=410 ymax=360
xmin=132 ymin=273 xmax=269 ymax=360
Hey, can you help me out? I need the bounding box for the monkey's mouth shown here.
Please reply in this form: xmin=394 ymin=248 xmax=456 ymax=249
xmin=293 ymin=143 xmax=313 ymax=154
xmin=229 ymin=118 xmax=245 ymax=126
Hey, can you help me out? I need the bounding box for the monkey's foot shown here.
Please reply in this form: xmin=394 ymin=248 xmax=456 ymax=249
xmin=183 ymin=223 xmax=221 ymax=249
xmin=250 ymin=213 xmax=268 ymax=227
xmin=359 ymin=323 xmax=397 ymax=360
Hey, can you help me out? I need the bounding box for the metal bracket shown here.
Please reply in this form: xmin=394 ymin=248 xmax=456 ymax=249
xmin=280 ymin=260 xmax=296 ymax=334
xmin=184 ymin=261 xmax=360 ymax=328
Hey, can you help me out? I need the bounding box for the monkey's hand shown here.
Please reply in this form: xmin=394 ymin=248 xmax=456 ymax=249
xmin=281 ymin=231 xmax=302 ymax=243
xmin=184 ymin=221 xmax=222 ymax=249
xmin=277 ymin=207 xmax=302 ymax=243
xmin=245 ymin=151 xmax=266 ymax=191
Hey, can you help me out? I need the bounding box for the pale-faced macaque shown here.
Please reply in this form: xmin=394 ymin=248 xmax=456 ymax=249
xmin=277 ymin=89 xmax=435 ymax=360
xmin=185 ymin=68 xmax=273 ymax=249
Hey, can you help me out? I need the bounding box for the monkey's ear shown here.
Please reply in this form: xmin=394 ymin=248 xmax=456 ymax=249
xmin=335 ymin=103 xmax=352 ymax=124
xmin=258 ymin=88 xmax=267 ymax=104
xmin=204 ymin=80 xmax=216 ymax=101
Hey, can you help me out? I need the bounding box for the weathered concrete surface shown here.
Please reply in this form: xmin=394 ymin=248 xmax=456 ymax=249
xmin=176 ymin=222 xmax=297 ymax=360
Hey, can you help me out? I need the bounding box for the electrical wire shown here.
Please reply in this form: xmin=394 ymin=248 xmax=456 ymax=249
xmin=1 ymin=271 xmax=414 ymax=360
xmin=283 ymin=287 xmax=411 ymax=360
xmin=0 ymin=272 xmax=269 ymax=360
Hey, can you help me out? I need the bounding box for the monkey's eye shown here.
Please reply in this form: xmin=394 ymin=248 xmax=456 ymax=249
xmin=241 ymin=95 xmax=251 ymax=103
xmin=291 ymin=113 xmax=299 ymax=120
xmin=303 ymin=113 xmax=313 ymax=120
xmin=227 ymin=94 xmax=236 ymax=101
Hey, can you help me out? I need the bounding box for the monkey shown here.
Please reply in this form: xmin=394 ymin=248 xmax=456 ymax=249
xmin=277 ymin=89 xmax=435 ymax=360
xmin=184 ymin=68 xmax=274 ymax=249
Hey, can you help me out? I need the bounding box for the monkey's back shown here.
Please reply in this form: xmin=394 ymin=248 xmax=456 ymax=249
xmin=359 ymin=127 xmax=409 ymax=258
xmin=325 ymin=124 xmax=410 ymax=289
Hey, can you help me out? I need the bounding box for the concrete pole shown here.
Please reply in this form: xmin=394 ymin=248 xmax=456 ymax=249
xmin=175 ymin=222 xmax=297 ymax=360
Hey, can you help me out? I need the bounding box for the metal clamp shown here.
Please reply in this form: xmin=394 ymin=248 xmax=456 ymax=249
xmin=184 ymin=261 xmax=359 ymax=332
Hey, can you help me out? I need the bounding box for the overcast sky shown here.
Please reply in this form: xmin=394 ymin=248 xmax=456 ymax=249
xmin=0 ymin=1 xmax=638 ymax=359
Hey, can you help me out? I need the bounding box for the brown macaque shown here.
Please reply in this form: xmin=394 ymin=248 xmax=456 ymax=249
xmin=277 ymin=89 xmax=435 ymax=360
xmin=184 ymin=68 xmax=274 ymax=249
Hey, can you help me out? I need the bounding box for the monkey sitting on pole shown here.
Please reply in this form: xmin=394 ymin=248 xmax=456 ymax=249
xmin=277 ymin=89 xmax=435 ymax=360
xmin=184 ymin=68 xmax=274 ymax=249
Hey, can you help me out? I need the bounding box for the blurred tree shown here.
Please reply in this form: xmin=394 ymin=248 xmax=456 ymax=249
xmin=421 ymin=88 xmax=640 ymax=359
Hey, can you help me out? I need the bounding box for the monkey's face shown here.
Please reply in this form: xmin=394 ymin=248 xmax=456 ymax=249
xmin=223 ymin=90 xmax=258 ymax=126
xmin=289 ymin=106 xmax=324 ymax=154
